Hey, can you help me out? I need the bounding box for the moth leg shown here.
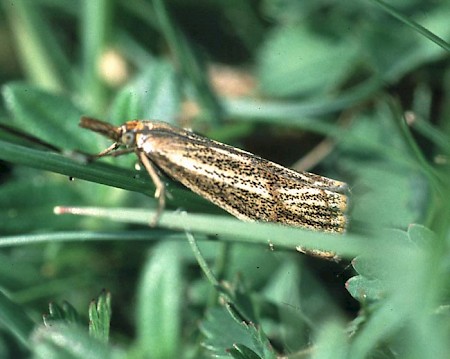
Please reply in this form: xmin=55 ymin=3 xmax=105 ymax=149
xmin=108 ymin=148 xmax=135 ymax=158
xmin=96 ymin=142 xmax=121 ymax=158
xmin=138 ymin=151 xmax=165 ymax=226
xmin=86 ymin=144 xmax=135 ymax=161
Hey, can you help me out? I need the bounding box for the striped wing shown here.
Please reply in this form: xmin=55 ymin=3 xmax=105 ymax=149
xmin=138 ymin=127 xmax=348 ymax=233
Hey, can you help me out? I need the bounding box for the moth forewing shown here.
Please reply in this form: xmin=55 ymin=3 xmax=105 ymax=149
xmin=134 ymin=126 xmax=348 ymax=233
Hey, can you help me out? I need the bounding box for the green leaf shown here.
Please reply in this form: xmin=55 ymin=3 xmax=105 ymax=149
xmin=2 ymin=83 xmax=93 ymax=151
xmin=229 ymin=344 xmax=263 ymax=359
xmin=200 ymin=306 xmax=276 ymax=359
xmin=345 ymin=275 xmax=384 ymax=303
xmin=258 ymin=25 xmax=359 ymax=97
xmin=340 ymin=104 xmax=428 ymax=229
xmin=261 ymin=259 xmax=311 ymax=346
xmin=136 ymin=61 xmax=181 ymax=121
xmin=135 ymin=241 xmax=183 ymax=359
xmin=346 ymin=225 xmax=439 ymax=305
xmin=346 ymin=228 xmax=417 ymax=303
xmin=109 ymin=60 xmax=181 ymax=123
xmin=350 ymin=228 xmax=414 ymax=280
xmin=406 ymin=223 xmax=436 ymax=248
xmin=31 ymin=323 xmax=118 ymax=359
xmin=108 ymin=84 xmax=142 ymax=124
xmin=350 ymin=162 xmax=424 ymax=227
xmin=312 ymin=321 xmax=348 ymax=359
xmin=88 ymin=290 xmax=111 ymax=343
xmin=43 ymin=301 xmax=83 ymax=328
xmin=345 ymin=225 xmax=446 ymax=357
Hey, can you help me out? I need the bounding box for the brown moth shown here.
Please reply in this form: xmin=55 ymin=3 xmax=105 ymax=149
xmin=80 ymin=117 xmax=349 ymax=258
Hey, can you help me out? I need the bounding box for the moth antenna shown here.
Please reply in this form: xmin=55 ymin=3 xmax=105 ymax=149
xmin=79 ymin=116 xmax=122 ymax=142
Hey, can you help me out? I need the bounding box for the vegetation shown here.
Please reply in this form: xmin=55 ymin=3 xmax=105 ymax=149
xmin=0 ymin=0 xmax=449 ymax=358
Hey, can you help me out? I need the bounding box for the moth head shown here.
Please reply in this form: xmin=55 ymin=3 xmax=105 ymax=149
xmin=120 ymin=130 xmax=136 ymax=146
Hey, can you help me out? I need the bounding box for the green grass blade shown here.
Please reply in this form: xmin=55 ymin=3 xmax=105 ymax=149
xmin=0 ymin=291 xmax=34 ymax=348
xmin=370 ymin=0 xmax=450 ymax=52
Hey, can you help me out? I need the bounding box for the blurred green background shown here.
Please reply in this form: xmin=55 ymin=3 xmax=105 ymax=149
xmin=0 ymin=0 xmax=449 ymax=358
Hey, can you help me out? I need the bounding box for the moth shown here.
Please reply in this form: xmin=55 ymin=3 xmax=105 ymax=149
xmin=80 ymin=117 xmax=349 ymax=256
